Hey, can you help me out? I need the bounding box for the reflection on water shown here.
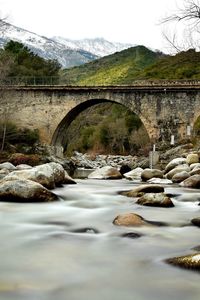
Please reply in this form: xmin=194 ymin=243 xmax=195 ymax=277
xmin=0 ymin=179 xmax=200 ymax=300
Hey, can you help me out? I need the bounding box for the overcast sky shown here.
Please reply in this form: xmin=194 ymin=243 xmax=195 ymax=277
xmin=0 ymin=0 xmax=184 ymax=52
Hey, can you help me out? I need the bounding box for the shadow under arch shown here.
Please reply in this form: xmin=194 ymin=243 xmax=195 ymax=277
xmin=51 ymin=98 xmax=150 ymax=152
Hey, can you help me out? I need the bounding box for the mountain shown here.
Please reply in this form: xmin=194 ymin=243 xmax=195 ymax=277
xmin=0 ymin=22 xmax=98 ymax=68
xmin=0 ymin=22 xmax=134 ymax=69
xmin=52 ymin=37 xmax=134 ymax=57
xmin=139 ymin=48 xmax=200 ymax=79
xmin=61 ymin=45 xmax=164 ymax=85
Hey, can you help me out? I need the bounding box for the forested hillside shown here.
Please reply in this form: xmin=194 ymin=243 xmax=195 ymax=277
xmin=61 ymin=47 xmax=200 ymax=85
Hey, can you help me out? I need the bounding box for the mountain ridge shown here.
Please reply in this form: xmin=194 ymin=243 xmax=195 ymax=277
xmin=0 ymin=22 xmax=134 ymax=68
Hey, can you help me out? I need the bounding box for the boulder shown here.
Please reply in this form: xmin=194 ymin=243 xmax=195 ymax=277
xmin=0 ymin=162 xmax=16 ymax=171
xmin=141 ymin=168 xmax=163 ymax=181
xmin=64 ymin=171 xmax=76 ymax=184
xmin=190 ymin=163 xmax=200 ymax=171
xmin=120 ymin=184 xmax=164 ymax=197
xmin=136 ymin=193 xmax=174 ymax=207
xmin=48 ymin=162 xmax=66 ymax=186
xmin=88 ymin=166 xmax=122 ymax=179
xmin=189 ymin=168 xmax=200 ymax=176
xmin=0 ymin=169 xmax=10 ymax=180
xmin=123 ymin=167 xmax=143 ymax=180
xmin=113 ymin=213 xmax=147 ymax=226
xmin=0 ymin=179 xmax=58 ymax=202
xmin=121 ymin=232 xmax=143 ymax=239
xmin=186 ymin=153 xmax=199 ymax=165
xmin=119 ymin=164 xmax=132 ymax=175
xmin=164 ymin=158 xmax=187 ymax=173
xmin=172 ymin=171 xmax=190 ymax=183
xmin=4 ymin=163 xmax=67 ymax=189
xmin=180 ymin=175 xmax=200 ymax=188
xmin=165 ymin=253 xmax=200 ymax=271
xmin=147 ymin=178 xmax=173 ymax=184
xmin=165 ymin=164 xmax=190 ymax=179
xmin=5 ymin=164 xmax=55 ymax=189
xmin=191 ymin=218 xmax=200 ymax=227
xmin=16 ymin=164 xmax=32 ymax=170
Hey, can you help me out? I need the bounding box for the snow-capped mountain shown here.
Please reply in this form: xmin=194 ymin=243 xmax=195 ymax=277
xmin=0 ymin=22 xmax=98 ymax=68
xmin=0 ymin=22 xmax=134 ymax=68
xmin=52 ymin=37 xmax=134 ymax=57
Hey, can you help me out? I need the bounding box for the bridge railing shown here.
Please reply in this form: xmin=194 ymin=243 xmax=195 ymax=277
xmin=0 ymin=77 xmax=200 ymax=86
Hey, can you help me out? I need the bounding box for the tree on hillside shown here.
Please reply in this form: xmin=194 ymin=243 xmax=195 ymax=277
xmin=162 ymin=0 xmax=200 ymax=52
xmin=2 ymin=40 xmax=61 ymax=83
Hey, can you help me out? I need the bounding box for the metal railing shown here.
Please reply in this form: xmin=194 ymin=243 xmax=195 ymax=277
xmin=0 ymin=77 xmax=200 ymax=86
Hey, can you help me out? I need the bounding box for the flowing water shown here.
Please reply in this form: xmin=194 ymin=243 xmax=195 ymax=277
xmin=0 ymin=179 xmax=200 ymax=300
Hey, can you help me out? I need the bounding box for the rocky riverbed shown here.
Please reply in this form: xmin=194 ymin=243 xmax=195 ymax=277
xmin=0 ymin=143 xmax=200 ymax=299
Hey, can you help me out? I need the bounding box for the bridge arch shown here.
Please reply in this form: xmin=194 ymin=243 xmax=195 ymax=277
xmin=51 ymin=98 xmax=151 ymax=152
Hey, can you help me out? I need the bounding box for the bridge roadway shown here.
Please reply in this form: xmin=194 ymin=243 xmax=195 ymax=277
xmin=1 ymin=82 xmax=200 ymax=155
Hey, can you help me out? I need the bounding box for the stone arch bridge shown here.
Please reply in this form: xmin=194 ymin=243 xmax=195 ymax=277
xmin=0 ymin=83 xmax=200 ymax=155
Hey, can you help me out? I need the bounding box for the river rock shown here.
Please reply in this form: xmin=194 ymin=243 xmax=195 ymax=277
xmin=166 ymin=253 xmax=200 ymax=271
xmin=0 ymin=168 xmax=10 ymax=180
xmin=123 ymin=167 xmax=143 ymax=180
xmin=147 ymin=178 xmax=173 ymax=184
xmin=189 ymin=168 xmax=200 ymax=176
xmin=48 ymin=162 xmax=66 ymax=186
xmin=0 ymin=178 xmax=58 ymax=202
xmin=190 ymin=163 xmax=200 ymax=171
xmin=165 ymin=164 xmax=190 ymax=179
xmin=180 ymin=175 xmax=200 ymax=188
xmin=191 ymin=218 xmax=200 ymax=227
xmin=5 ymin=164 xmax=55 ymax=189
xmin=16 ymin=164 xmax=33 ymax=170
xmin=88 ymin=166 xmax=122 ymax=179
xmin=186 ymin=153 xmax=199 ymax=165
xmin=141 ymin=168 xmax=163 ymax=181
xmin=119 ymin=165 xmax=132 ymax=175
xmin=64 ymin=171 xmax=76 ymax=184
xmin=4 ymin=163 xmax=67 ymax=189
xmin=121 ymin=184 xmax=164 ymax=197
xmin=113 ymin=213 xmax=147 ymax=226
xmin=121 ymin=232 xmax=143 ymax=239
xmin=164 ymin=158 xmax=187 ymax=173
xmin=172 ymin=171 xmax=190 ymax=183
xmin=0 ymin=162 xmax=16 ymax=171
xmin=136 ymin=193 xmax=174 ymax=207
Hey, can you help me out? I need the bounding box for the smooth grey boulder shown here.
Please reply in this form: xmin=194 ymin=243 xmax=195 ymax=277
xmin=64 ymin=171 xmax=76 ymax=184
xmin=136 ymin=193 xmax=174 ymax=207
xmin=123 ymin=167 xmax=143 ymax=180
xmin=172 ymin=171 xmax=190 ymax=183
xmin=189 ymin=168 xmax=200 ymax=176
xmin=164 ymin=158 xmax=187 ymax=174
xmin=165 ymin=164 xmax=190 ymax=179
xmin=4 ymin=162 xmax=67 ymax=189
xmin=180 ymin=175 xmax=200 ymax=188
xmin=88 ymin=166 xmax=122 ymax=179
xmin=16 ymin=164 xmax=32 ymax=170
xmin=141 ymin=168 xmax=163 ymax=181
xmin=0 ymin=162 xmax=16 ymax=171
xmin=0 ymin=179 xmax=58 ymax=202
xmin=147 ymin=178 xmax=173 ymax=184
xmin=120 ymin=184 xmax=164 ymax=197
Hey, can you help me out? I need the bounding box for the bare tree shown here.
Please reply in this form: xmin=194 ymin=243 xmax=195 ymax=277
xmin=161 ymin=0 xmax=200 ymax=52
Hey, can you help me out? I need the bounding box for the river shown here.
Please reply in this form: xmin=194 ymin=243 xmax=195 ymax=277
xmin=0 ymin=178 xmax=200 ymax=300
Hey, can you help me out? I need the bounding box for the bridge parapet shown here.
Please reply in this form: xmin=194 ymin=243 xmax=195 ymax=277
xmin=0 ymin=77 xmax=200 ymax=87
